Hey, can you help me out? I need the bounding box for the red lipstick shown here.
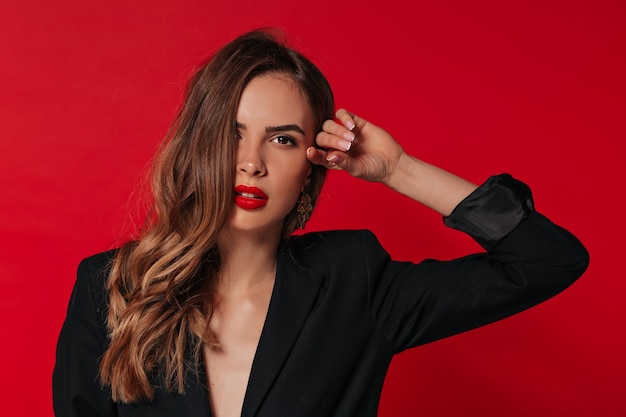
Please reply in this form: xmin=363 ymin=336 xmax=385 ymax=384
xmin=234 ymin=185 xmax=268 ymax=210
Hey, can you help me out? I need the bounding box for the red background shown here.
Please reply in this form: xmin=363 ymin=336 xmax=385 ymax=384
xmin=1 ymin=1 xmax=624 ymax=415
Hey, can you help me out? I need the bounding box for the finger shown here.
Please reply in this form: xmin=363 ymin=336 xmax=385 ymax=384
xmin=336 ymin=109 xmax=371 ymax=140
xmin=325 ymin=150 xmax=357 ymax=172
xmin=306 ymin=146 xmax=327 ymax=166
xmin=316 ymin=131 xmax=353 ymax=152
xmin=335 ymin=109 xmax=356 ymax=131
xmin=306 ymin=147 xmax=344 ymax=170
xmin=322 ymin=119 xmax=356 ymax=144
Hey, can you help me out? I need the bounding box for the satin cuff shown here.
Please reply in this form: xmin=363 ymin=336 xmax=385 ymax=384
xmin=443 ymin=174 xmax=534 ymax=251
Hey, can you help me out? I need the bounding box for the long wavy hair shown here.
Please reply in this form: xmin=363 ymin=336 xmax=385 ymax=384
xmin=99 ymin=29 xmax=334 ymax=403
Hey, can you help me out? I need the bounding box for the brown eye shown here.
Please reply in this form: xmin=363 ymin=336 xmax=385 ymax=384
xmin=271 ymin=135 xmax=295 ymax=146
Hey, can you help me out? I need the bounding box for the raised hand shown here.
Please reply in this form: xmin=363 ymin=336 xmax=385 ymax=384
xmin=306 ymin=109 xmax=404 ymax=184
xmin=307 ymin=108 xmax=477 ymax=216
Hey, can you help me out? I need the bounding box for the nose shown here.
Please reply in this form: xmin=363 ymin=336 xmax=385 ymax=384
xmin=236 ymin=139 xmax=266 ymax=177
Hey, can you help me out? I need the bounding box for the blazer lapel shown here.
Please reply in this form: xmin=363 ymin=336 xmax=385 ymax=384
xmin=240 ymin=246 xmax=324 ymax=417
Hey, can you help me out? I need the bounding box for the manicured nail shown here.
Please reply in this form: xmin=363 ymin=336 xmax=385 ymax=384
xmin=338 ymin=140 xmax=351 ymax=151
xmin=346 ymin=120 xmax=356 ymax=131
xmin=342 ymin=132 xmax=355 ymax=142
xmin=326 ymin=154 xmax=342 ymax=164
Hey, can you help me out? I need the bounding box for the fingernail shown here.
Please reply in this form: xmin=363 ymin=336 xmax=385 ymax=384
xmin=342 ymin=132 xmax=355 ymax=142
xmin=307 ymin=146 xmax=313 ymax=155
xmin=346 ymin=120 xmax=356 ymax=131
xmin=338 ymin=140 xmax=351 ymax=151
xmin=326 ymin=154 xmax=342 ymax=164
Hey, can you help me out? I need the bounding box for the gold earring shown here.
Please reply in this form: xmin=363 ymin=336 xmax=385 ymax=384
xmin=297 ymin=192 xmax=313 ymax=230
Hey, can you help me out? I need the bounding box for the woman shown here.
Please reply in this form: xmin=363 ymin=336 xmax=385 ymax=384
xmin=53 ymin=30 xmax=589 ymax=417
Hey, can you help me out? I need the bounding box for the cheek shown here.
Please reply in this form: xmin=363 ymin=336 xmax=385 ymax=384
xmin=275 ymin=152 xmax=312 ymax=186
xmin=296 ymin=160 xmax=313 ymax=189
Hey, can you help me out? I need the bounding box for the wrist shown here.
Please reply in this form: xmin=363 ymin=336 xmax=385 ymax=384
xmin=382 ymin=152 xmax=416 ymax=189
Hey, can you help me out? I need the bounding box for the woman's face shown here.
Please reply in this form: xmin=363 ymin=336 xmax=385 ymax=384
xmin=226 ymin=74 xmax=315 ymax=238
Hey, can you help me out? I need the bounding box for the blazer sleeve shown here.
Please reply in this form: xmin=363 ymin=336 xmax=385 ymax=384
xmin=53 ymin=252 xmax=118 ymax=417
xmin=365 ymin=174 xmax=589 ymax=353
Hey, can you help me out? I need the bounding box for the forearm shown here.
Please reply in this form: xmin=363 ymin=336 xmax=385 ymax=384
xmin=312 ymin=109 xmax=477 ymax=215
xmin=383 ymin=152 xmax=477 ymax=216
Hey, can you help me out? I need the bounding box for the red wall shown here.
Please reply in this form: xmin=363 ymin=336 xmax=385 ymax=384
xmin=1 ymin=1 xmax=624 ymax=415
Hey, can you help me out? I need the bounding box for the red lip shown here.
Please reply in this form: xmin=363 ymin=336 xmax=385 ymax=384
xmin=234 ymin=185 xmax=268 ymax=210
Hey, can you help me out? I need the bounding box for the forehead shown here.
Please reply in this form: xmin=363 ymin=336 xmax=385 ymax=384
xmin=237 ymin=74 xmax=314 ymax=132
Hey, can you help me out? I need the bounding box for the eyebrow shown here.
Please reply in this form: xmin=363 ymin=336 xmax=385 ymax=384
xmin=236 ymin=122 xmax=306 ymax=136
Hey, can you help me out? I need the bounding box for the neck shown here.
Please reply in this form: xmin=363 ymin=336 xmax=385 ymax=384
xmin=216 ymin=228 xmax=282 ymax=294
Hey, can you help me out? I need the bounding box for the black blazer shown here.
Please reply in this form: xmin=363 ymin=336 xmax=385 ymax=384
xmin=53 ymin=175 xmax=589 ymax=416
